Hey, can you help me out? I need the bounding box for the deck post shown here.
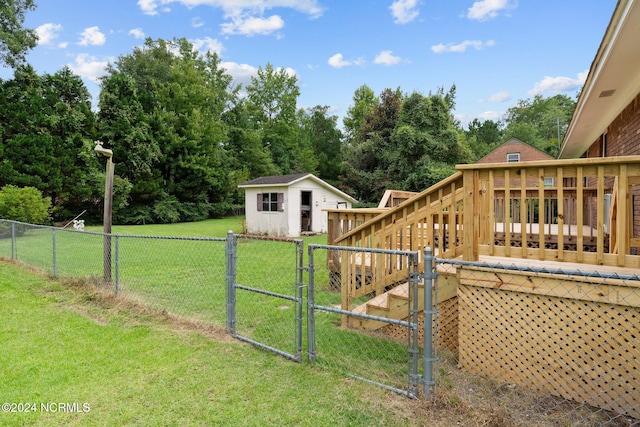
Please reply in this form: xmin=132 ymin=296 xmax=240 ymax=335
xmin=463 ymin=169 xmax=479 ymax=261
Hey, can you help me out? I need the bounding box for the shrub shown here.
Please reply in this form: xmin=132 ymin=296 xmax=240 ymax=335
xmin=0 ymin=185 xmax=51 ymax=224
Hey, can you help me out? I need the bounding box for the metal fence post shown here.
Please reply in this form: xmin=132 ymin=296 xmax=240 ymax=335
xmin=115 ymin=235 xmax=120 ymax=294
xmin=295 ymin=240 xmax=304 ymax=362
xmin=52 ymin=228 xmax=57 ymax=277
xmin=409 ymin=252 xmax=420 ymax=394
xmin=307 ymin=245 xmax=316 ymax=362
xmin=423 ymin=247 xmax=437 ymax=397
xmin=11 ymin=222 xmax=16 ymax=260
xmin=226 ymin=230 xmax=237 ymax=336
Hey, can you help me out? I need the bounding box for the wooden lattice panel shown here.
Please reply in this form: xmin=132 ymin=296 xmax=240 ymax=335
xmin=458 ymin=284 xmax=640 ymax=420
xmin=379 ymin=296 xmax=458 ymax=352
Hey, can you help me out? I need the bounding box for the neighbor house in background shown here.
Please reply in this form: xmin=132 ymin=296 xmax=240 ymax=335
xmin=476 ymin=137 xmax=554 ymax=164
xmin=477 ymin=137 xmax=556 ymax=188
xmin=239 ymin=173 xmax=357 ymax=237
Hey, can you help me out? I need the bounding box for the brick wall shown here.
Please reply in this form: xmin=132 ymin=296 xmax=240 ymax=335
xmin=584 ymin=92 xmax=640 ymax=243
xmin=478 ymin=140 xmax=554 ymax=164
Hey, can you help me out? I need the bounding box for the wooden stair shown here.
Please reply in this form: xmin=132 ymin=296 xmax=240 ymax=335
xmin=350 ymin=265 xmax=459 ymax=331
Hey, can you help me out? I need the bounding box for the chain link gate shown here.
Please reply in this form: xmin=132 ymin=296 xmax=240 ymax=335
xmin=226 ymin=232 xmax=304 ymax=361
xmin=307 ymin=244 xmax=432 ymax=398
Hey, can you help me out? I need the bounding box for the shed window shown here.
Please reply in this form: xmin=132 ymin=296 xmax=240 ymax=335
xmin=257 ymin=192 xmax=284 ymax=212
xmin=507 ymin=153 xmax=520 ymax=162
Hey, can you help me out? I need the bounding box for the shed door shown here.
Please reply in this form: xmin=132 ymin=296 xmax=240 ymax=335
xmin=301 ymin=191 xmax=312 ymax=232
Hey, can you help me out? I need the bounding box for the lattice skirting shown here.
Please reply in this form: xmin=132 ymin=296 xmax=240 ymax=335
xmin=379 ymin=296 xmax=459 ymax=353
xmin=458 ymin=285 xmax=639 ymax=420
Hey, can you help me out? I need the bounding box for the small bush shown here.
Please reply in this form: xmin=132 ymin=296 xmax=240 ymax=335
xmin=0 ymin=185 xmax=51 ymax=224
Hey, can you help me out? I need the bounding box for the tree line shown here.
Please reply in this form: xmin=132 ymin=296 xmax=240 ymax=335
xmin=0 ymin=2 xmax=577 ymax=224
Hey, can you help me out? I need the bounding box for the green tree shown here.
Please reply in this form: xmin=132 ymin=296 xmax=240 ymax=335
xmin=390 ymin=86 xmax=467 ymax=191
xmin=245 ymin=62 xmax=302 ymax=174
xmin=0 ymin=0 xmax=38 ymax=68
xmin=502 ymin=94 xmax=575 ymax=157
xmin=464 ymin=118 xmax=503 ymax=160
xmin=99 ymin=38 xmax=235 ymax=223
xmin=0 ymin=185 xmax=50 ymax=224
xmin=297 ymin=105 xmax=343 ymax=184
xmin=343 ymin=84 xmax=378 ymax=143
xmin=342 ymin=88 xmax=402 ymax=202
xmin=0 ymin=66 xmax=100 ymax=221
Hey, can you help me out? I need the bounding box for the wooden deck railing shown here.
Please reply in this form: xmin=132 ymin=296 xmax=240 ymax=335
xmin=326 ymin=156 xmax=640 ymax=299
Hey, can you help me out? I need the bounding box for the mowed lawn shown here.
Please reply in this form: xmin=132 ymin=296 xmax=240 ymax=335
xmin=0 ymin=260 xmax=419 ymax=427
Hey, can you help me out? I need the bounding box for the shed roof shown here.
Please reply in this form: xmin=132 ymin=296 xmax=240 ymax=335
xmin=239 ymin=173 xmax=310 ymax=186
xmin=238 ymin=173 xmax=358 ymax=203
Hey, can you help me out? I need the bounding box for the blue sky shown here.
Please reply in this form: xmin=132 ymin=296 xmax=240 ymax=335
xmin=2 ymin=0 xmax=617 ymax=128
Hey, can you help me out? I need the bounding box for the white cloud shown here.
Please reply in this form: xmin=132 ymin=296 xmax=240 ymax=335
xmin=78 ymin=26 xmax=106 ymax=46
xmin=220 ymin=61 xmax=258 ymax=95
xmin=36 ymin=23 xmax=63 ymax=46
xmin=191 ymin=37 xmax=224 ymax=55
xmin=157 ymin=0 xmax=324 ymax=18
xmin=527 ymin=71 xmax=587 ymax=96
xmin=431 ymin=39 xmax=495 ymax=53
xmin=328 ymin=53 xmax=364 ymax=68
xmin=137 ymin=1 xmax=324 ymax=35
xmin=138 ymin=0 xmax=159 ymax=15
xmin=128 ymin=28 xmax=145 ymax=39
xmin=467 ymin=0 xmax=516 ymax=21
xmin=192 ymin=17 xmax=205 ymax=28
xmin=221 ymin=15 xmax=284 ymax=36
xmin=485 ymin=91 xmax=511 ymax=102
xmin=456 ymin=110 xmax=505 ymax=128
xmin=68 ymin=54 xmax=111 ymax=83
xmin=389 ymin=0 xmax=419 ymax=24
xmin=220 ymin=62 xmax=296 ymax=98
xmin=374 ymin=50 xmax=402 ymax=66
xmin=477 ymin=110 xmax=505 ymax=121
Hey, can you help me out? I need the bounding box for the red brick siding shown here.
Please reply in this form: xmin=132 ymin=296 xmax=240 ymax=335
xmin=478 ymin=141 xmax=554 ymax=164
xmin=584 ymin=92 xmax=640 ymax=241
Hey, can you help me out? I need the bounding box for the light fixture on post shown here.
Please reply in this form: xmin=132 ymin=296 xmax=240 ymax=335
xmin=94 ymin=142 xmax=114 ymax=282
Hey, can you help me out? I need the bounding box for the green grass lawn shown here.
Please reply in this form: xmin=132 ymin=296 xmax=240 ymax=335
xmin=0 ymin=218 xmax=415 ymax=398
xmin=0 ymin=218 xmax=577 ymax=426
xmin=0 ymin=261 xmax=421 ymax=427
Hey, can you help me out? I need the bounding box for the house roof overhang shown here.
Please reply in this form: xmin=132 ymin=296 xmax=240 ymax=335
xmin=559 ymin=0 xmax=640 ymax=159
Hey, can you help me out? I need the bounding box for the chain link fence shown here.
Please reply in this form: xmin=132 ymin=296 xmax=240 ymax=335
xmin=431 ymin=257 xmax=640 ymax=426
xmin=0 ymin=220 xmax=228 ymax=328
xmin=228 ymin=234 xmax=304 ymax=361
xmin=4 ymin=218 xmax=639 ymax=424
xmin=307 ymin=244 xmax=428 ymax=397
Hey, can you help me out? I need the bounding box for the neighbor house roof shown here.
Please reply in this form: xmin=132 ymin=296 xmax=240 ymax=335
xmin=239 ymin=173 xmax=358 ymax=203
xmin=559 ymin=0 xmax=640 ymax=159
xmin=476 ymin=137 xmax=553 ymax=164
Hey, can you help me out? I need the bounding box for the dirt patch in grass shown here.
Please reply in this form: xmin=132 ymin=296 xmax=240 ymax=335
xmin=9 ymin=263 xmax=234 ymax=343
xmin=5 ymin=259 xmax=633 ymax=427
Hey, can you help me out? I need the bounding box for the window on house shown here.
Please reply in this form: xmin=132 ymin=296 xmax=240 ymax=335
xmin=543 ymin=177 xmax=555 ymax=187
xmin=257 ymin=192 xmax=284 ymax=212
xmin=507 ymin=153 xmax=520 ymax=162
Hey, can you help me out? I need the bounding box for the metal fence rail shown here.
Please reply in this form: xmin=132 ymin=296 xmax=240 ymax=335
xmin=307 ymin=244 xmax=426 ymax=398
xmin=0 ymin=220 xmax=228 ymax=328
xmin=431 ymin=257 xmax=640 ymax=426
xmin=5 ymin=217 xmax=638 ymax=424
xmin=228 ymin=234 xmax=304 ymax=361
